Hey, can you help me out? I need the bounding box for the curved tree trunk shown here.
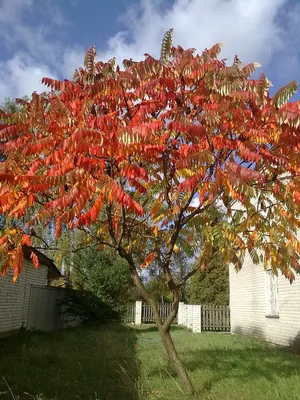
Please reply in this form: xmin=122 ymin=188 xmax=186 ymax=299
xmin=150 ymin=300 xmax=194 ymax=395
xmin=122 ymin=254 xmax=194 ymax=394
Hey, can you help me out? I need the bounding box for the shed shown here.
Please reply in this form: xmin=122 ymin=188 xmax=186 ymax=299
xmin=0 ymin=246 xmax=61 ymax=333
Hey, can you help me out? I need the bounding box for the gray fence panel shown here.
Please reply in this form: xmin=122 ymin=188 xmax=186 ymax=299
xmin=201 ymin=305 xmax=230 ymax=332
xmin=27 ymin=285 xmax=79 ymax=332
xmin=141 ymin=303 xmax=178 ymax=324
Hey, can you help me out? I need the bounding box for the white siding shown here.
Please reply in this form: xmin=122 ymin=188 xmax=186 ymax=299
xmin=0 ymin=259 xmax=48 ymax=333
xmin=230 ymin=252 xmax=300 ymax=348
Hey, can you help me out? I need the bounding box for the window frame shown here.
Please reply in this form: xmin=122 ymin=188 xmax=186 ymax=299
xmin=265 ymin=269 xmax=279 ymax=318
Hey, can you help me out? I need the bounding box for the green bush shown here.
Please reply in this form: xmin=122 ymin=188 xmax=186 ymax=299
xmin=60 ymin=289 xmax=121 ymax=324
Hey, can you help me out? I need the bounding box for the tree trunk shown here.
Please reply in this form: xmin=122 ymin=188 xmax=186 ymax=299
xmin=122 ymin=257 xmax=194 ymax=394
xmin=159 ymin=325 xmax=194 ymax=394
xmin=150 ymin=301 xmax=194 ymax=395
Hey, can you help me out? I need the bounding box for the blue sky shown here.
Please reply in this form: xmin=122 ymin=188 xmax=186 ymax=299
xmin=0 ymin=0 xmax=300 ymax=102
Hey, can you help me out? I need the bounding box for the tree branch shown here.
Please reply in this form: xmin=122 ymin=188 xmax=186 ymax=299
xmin=29 ymin=232 xmax=50 ymax=248
xmin=77 ymin=226 xmax=118 ymax=250
xmin=163 ymin=289 xmax=180 ymax=331
xmin=181 ymin=193 xmax=221 ymax=227
xmin=118 ymin=247 xmax=154 ymax=303
xmin=106 ymin=204 xmax=118 ymax=246
xmin=120 ymin=82 xmax=133 ymax=119
xmin=177 ymin=264 xmax=200 ymax=288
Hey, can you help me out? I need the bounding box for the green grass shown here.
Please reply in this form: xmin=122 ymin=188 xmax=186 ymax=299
xmin=0 ymin=324 xmax=300 ymax=399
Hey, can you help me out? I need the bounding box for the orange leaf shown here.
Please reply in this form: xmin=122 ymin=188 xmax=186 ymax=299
xmin=140 ymin=252 xmax=156 ymax=269
xmin=21 ymin=235 xmax=31 ymax=247
xmin=30 ymin=251 xmax=39 ymax=269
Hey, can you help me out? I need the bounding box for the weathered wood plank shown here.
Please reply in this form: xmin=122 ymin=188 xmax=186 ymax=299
xmin=201 ymin=305 xmax=230 ymax=332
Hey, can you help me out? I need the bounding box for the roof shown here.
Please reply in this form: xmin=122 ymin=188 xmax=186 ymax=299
xmin=22 ymin=246 xmax=61 ymax=280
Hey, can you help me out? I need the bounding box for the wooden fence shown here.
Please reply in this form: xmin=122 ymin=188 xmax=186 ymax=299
xmin=201 ymin=305 xmax=230 ymax=332
xmin=122 ymin=302 xmax=230 ymax=332
xmin=27 ymin=285 xmax=80 ymax=332
xmin=142 ymin=303 xmax=178 ymax=323
xmin=123 ymin=303 xmax=135 ymax=323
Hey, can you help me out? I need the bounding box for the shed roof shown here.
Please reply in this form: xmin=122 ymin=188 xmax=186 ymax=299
xmin=22 ymin=246 xmax=61 ymax=280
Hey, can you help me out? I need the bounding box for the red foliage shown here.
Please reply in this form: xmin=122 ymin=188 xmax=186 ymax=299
xmin=0 ymin=38 xmax=300 ymax=282
xmin=30 ymin=251 xmax=39 ymax=269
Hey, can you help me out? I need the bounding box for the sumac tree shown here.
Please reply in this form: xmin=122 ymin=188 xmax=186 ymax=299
xmin=1 ymin=30 xmax=300 ymax=393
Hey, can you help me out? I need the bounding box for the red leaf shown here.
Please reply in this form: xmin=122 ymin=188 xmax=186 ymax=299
xmin=42 ymin=77 xmax=65 ymax=90
xmin=12 ymin=247 xmax=24 ymax=282
xmin=30 ymin=251 xmax=39 ymax=269
xmin=226 ymin=162 xmax=262 ymax=183
xmin=178 ymin=173 xmax=203 ymax=192
xmin=188 ymin=125 xmax=206 ymax=136
xmin=140 ymin=252 xmax=156 ymax=269
xmin=294 ymin=191 xmax=300 ymax=203
xmin=21 ymin=235 xmax=31 ymax=247
xmin=112 ymin=184 xmax=144 ymax=216
xmin=54 ymin=218 xmax=62 ymax=238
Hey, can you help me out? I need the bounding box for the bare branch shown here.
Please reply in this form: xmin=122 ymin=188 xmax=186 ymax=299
xmin=177 ymin=265 xmax=200 ymax=288
xmin=77 ymin=226 xmax=118 ymax=250
xmin=29 ymin=232 xmax=50 ymax=248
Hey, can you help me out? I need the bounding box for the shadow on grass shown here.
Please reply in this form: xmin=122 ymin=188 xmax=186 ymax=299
xmin=186 ymin=345 xmax=300 ymax=392
xmin=132 ymin=324 xmax=183 ymax=333
xmin=0 ymin=323 xmax=140 ymax=400
xmin=147 ymin=329 xmax=300 ymax=396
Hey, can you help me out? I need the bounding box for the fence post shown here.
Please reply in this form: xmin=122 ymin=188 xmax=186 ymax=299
xmin=182 ymin=304 xmax=188 ymax=327
xmin=135 ymin=301 xmax=142 ymax=325
xmin=178 ymin=302 xmax=184 ymax=325
xmin=192 ymin=305 xmax=202 ymax=333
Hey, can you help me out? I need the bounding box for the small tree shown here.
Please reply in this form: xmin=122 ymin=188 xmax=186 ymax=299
xmin=146 ymin=249 xmax=191 ymax=303
xmin=146 ymin=274 xmax=173 ymax=303
xmin=72 ymin=246 xmax=138 ymax=313
xmin=1 ymin=31 xmax=300 ymax=393
xmin=187 ymin=249 xmax=229 ymax=305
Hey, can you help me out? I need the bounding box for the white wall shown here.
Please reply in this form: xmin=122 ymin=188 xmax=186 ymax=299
xmin=178 ymin=303 xmax=202 ymax=333
xmin=0 ymin=259 xmax=48 ymax=333
xmin=230 ymin=251 xmax=300 ymax=348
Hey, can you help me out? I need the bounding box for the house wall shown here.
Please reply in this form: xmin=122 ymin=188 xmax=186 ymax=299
xmin=229 ymin=252 xmax=300 ymax=348
xmin=0 ymin=260 xmax=48 ymax=333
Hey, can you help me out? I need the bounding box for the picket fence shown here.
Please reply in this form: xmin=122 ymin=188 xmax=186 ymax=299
xmin=123 ymin=302 xmax=230 ymax=332
xmin=201 ymin=305 xmax=230 ymax=332
xmin=123 ymin=303 xmax=177 ymax=323
xmin=123 ymin=303 xmax=136 ymax=323
xmin=142 ymin=303 xmax=178 ymax=323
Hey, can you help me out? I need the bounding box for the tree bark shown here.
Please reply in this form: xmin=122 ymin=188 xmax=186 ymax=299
xmin=160 ymin=326 xmax=193 ymax=394
xmin=119 ymin=250 xmax=194 ymax=394
xmin=150 ymin=300 xmax=194 ymax=395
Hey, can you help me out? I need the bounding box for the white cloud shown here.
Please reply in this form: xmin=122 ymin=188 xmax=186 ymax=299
xmin=1 ymin=0 xmax=300 ymax=103
xmin=0 ymin=0 xmax=82 ymax=102
xmin=190 ymin=196 xmax=200 ymax=208
xmin=0 ymin=0 xmax=33 ymax=24
xmin=61 ymin=47 xmax=85 ymax=79
xmin=0 ymin=53 xmax=57 ymax=99
xmin=44 ymin=0 xmax=69 ymax=27
xmin=99 ymin=0 xmax=299 ymax=85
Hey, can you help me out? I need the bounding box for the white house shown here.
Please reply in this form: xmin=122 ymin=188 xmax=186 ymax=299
xmin=0 ymin=246 xmax=61 ymax=334
xmin=229 ymin=250 xmax=300 ymax=348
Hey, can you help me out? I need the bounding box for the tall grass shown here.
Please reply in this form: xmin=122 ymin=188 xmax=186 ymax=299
xmin=0 ymin=324 xmax=139 ymax=400
xmin=0 ymin=324 xmax=300 ymax=399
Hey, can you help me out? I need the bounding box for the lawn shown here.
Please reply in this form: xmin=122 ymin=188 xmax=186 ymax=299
xmin=0 ymin=324 xmax=300 ymax=400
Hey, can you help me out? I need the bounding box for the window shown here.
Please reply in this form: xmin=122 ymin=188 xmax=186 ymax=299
xmin=265 ymin=269 xmax=279 ymax=317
